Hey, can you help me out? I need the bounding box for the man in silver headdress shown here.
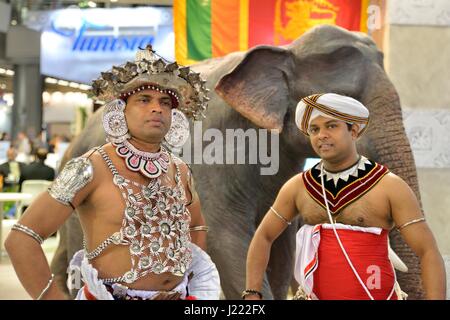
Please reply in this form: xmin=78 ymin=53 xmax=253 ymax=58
xmin=243 ymin=93 xmax=446 ymax=300
xmin=5 ymin=45 xmax=221 ymax=300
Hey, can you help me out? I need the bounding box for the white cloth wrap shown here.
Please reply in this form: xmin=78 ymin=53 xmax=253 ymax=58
xmin=71 ymin=243 xmax=221 ymax=300
xmin=295 ymin=93 xmax=369 ymax=135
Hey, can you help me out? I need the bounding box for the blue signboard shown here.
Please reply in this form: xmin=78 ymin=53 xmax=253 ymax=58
xmin=27 ymin=7 xmax=174 ymax=84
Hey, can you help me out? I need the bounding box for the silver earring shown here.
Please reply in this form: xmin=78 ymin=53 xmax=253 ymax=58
xmin=163 ymin=109 xmax=190 ymax=154
xmin=102 ymin=99 xmax=130 ymax=143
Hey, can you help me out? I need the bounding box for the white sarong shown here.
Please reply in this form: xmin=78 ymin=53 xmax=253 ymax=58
xmin=69 ymin=243 xmax=221 ymax=300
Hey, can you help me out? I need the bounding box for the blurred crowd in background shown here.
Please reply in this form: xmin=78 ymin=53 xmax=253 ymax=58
xmin=0 ymin=130 xmax=72 ymax=218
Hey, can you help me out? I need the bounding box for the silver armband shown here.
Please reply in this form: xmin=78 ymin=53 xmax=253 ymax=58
xmin=48 ymin=157 xmax=94 ymax=208
xmin=270 ymin=206 xmax=292 ymax=225
xmin=396 ymin=217 xmax=426 ymax=231
xmin=11 ymin=223 xmax=45 ymax=244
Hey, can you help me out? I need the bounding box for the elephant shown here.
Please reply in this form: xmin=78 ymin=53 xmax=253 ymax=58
xmin=51 ymin=25 xmax=424 ymax=300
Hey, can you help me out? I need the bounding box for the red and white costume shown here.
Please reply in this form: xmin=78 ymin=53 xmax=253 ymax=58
xmin=294 ymin=223 xmax=401 ymax=300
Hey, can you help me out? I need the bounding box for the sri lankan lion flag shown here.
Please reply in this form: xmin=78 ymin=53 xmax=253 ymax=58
xmin=174 ymin=0 xmax=370 ymax=65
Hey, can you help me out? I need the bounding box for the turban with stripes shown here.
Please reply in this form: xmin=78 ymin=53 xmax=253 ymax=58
xmin=295 ymin=93 xmax=369 ymax=137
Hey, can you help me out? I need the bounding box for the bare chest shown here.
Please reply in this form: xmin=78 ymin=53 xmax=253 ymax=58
xmin=297 ymin=185 xmax=393 ymax=229
xmin=78 ymin=161 xmax=177 ymax=240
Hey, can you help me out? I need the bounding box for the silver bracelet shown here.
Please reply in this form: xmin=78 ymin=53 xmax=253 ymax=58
xmin=270 ymin=206 xmax=292 ymax=225
xmin=11 ymin=223 xmax=44 ymax=245
xmin=189 ymin=225 xmax=209 ymax=232
xmin=37 ymin=274 xmax=55 ymax=300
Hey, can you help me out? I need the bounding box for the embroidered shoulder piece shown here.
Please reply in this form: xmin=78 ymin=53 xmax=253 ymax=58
xmin=48 ymin=157 xmax=94 ymax=208
xmin=302 ymin=158 xmax=389 ymax=215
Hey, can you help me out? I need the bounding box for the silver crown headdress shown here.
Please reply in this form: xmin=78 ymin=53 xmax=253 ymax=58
xmin=91 ymin=45 xmax=209 ymax=120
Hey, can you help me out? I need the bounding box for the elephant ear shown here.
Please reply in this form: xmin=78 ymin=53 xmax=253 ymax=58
xmin=215 ymin=46 xmax=295 ymax=132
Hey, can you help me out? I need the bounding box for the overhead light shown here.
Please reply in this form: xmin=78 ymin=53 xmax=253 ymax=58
xmin=57 ymin=80 xmax=69 ymax=86
xmin=87 ymin=1 xmax=97 ymax=7
xmin=42 ymin=91 xmax=51 ymax=104
xmin=0 ymin=68 xmax=14 ymax=76
xmin=69 ymin=82 xmax=80 ymax=88
xmin=45 ymin=77 xmax=58 ymax=84
xmin=110 ymin=0 xmax=118 ymax=2
xmin=51 ymin=91 xmax=64 ymax=103
xmin=3 ymin=93 xmax=13 ymax=107
xmin=79 ymin=84 xmax=91 ymax=91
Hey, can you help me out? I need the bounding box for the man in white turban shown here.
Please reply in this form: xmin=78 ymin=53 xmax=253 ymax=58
xmin=243 ymin=93 xmax=446 ymax=300
xmin=295 ymin=93 xmax=369 ymax=137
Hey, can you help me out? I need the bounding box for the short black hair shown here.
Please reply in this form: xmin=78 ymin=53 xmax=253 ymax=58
xmin=35 ymin=148 xmax=48 ymax=161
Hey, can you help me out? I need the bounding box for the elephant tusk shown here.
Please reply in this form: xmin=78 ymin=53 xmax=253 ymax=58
xmin=388 ymin=244 xmax=408 ymax=272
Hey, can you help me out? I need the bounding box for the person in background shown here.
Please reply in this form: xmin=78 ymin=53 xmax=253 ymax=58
xmin=0 ymin=147 xmax=25 ymax=218
xmin=15 ymin=132 xmax=32 ymax=156
xmin=21 ymin=148 xmax=55 ymax=183
xmin=32 ymin=131 xmax=49 ymax=154
xmin=48 ymin=134 xmax=61 ymax=154
xmin=0 ymin=147 xmax=25 ymax=190
xmin=0 ymin=132 xmax=11 ymax=141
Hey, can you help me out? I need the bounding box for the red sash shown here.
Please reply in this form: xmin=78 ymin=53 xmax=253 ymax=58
xmin=312 ymin=228 xmax=397 ymax=300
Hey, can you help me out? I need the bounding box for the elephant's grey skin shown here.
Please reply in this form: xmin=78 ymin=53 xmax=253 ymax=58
xmin=51 ymin=25 xmax=424 ymax=299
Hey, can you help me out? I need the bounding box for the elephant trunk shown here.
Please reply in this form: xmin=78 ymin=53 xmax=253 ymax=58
xmin=360 ymin=65 xmax=424 ymax=300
